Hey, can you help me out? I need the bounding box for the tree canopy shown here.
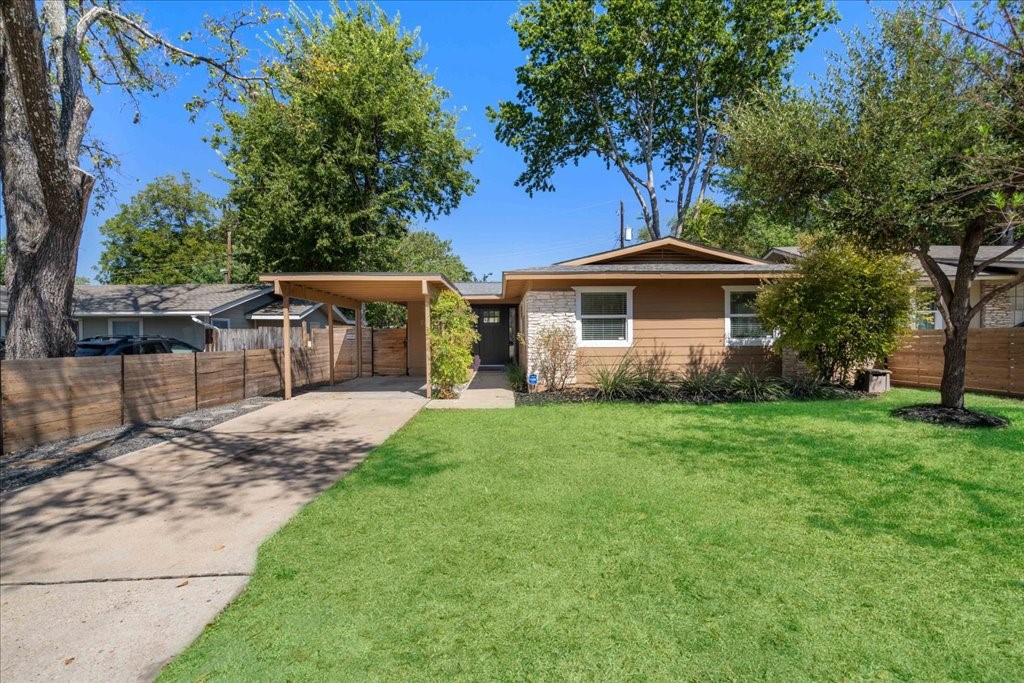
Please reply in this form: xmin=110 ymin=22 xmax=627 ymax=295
xmin=96 ymin=174 xmax=230 ymax=285
xmin=487 ymin=0 xmax=836 ymax=238
xmin=223 ymin=4 xmax=477 ymax=275
xmin=724 ymin=2 xmax=1023 ymax=409
xmin=1 ymin=0 xmax=272 ymax=358
xmin=757 ymin=239 xmax=916 ymax=384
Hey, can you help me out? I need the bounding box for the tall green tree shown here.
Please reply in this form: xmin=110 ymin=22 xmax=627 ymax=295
xmin=224 ymin=4 xmax=477 ymax=274
xmin=97 ymin=174 xmax=229 ymax=285
xmin=487 ymin=0 xmax=836 ymax=239
xmin=724 ymin=3 xmax=1022 ymax=410
xmin=670 ymin=200 xmax=801 ymax=257
xmin=1 ymin=0 xmax=273 ymax=358
xmin=366 ymin=229 xmax=474 ymax=327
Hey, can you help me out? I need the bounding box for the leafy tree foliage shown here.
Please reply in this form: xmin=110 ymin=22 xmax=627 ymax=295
xmin=96 ymin=174 xmax=229 ymax=285
xmin=429 ymin=290 xmax=479 ymax=398
xmin=224 ymin=4 xmax=477 ymax=275
xmin=670 ymin=200 xmax=801 ymax=257
xmin=366 ymin=230 xmax=474 ymax=327
xmin=757 ymin=240 xmax=916 ymax=384
xmin=487 ymin=0 xmax=836 ymax=238
xmin=1 ymin=0 xmax=273 ymax=358
xmin=725 ymin=4 xmax=1023 ymax=408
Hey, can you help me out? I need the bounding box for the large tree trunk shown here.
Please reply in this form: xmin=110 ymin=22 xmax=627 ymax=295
xmin=936 ymin=221 xmax=986 ymax=409
xmin=1 ymin=0 xmax=91 ymax=358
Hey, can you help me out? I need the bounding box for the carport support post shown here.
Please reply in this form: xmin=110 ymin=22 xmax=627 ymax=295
xmin=355 ymin=303 xmax=364 ymax=378
xmin=283 ymin=294 xmax=293 ymax=399
xmin=328 ymin=308 xmax=335 ymax=386
xmin=423 ymin=283 xmax=432 ymax=399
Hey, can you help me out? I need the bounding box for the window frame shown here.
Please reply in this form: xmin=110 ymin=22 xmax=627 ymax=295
xmin=573 ymin=286 xmax=634 ymax=348
xmin=1012 ymin=284 xmax=1024 ymax=326
xmin=211 ymin=317 xmax=232 ymax=330
xmin=108 ymin=317 xmax=143 ymax=337
xmin=723 ymin=286 xmax=773 ymax=347
xmin=913 ymin=287 xmax=945 ymax=330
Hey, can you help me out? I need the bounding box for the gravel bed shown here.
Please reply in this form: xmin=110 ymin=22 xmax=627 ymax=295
xmin=1 ymin=396 xmax=280 ymax=493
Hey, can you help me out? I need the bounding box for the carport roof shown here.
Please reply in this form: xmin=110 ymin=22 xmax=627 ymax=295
xmin=258 ymin=272 xmax=458 ymax=305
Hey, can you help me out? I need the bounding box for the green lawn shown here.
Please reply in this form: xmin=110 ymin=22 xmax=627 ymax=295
xmin=161 ymin=389 xmax=1024 ymax=681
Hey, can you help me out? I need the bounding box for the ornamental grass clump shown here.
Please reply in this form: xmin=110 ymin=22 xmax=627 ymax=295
xmin=429 ymin=291 xmax=479 ymax=399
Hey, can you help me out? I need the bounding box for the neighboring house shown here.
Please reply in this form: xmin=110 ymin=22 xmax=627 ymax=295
xmin=452 ymin=238 xmax=792 ymax=380
xmin=0 ymin=284 xmax=353 ymax=349
xmin=764 ymin=246 xmax=1024 ymax=329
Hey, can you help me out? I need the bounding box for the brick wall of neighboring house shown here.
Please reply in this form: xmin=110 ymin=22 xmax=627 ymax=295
xmin=523 ymin=289 xmax=577 ymax=385
xmin=981 ymin=282 xmax=1014 ymax=327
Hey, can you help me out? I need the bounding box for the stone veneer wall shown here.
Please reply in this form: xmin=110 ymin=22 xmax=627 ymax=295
xmin=522 ymin=290 xmax=577 ymax=385
xmin=980 ymin=282 xmax=1016 ymax=328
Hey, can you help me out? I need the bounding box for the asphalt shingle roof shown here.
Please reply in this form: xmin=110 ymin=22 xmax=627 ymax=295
xmin=767 ymin=245 xmax=1024 ymax=277
xmin=454 ymin=281 xmax=503 ymax=296
xmin=1 ymin=284 xmax=270 ymax=315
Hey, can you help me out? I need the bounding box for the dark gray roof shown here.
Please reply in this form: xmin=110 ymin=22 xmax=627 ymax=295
xmin=765 ymin=245 xmax=1023 ymax=277
xmin=454 ymin=281 xmax=503 ymax=296
xmin=246 ymin=298 xmax=322 ymax=319
xmin=1 ymin=284 xmax=270 ymax=315
xmin=507 ymin=263 xmax=793 ymax=275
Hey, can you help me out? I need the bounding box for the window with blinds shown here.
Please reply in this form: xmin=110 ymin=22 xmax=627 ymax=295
xmin=576 ymin=289 xmax=632 ymax=345
xmin=725 ymin=288 xmax=771 ymax=345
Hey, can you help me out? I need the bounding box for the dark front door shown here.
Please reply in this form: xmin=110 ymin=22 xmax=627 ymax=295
xmin=472 ymin=305 xmax=512 ymax=366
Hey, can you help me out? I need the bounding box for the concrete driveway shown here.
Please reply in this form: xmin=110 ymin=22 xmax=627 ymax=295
xmin=0 ymin=377 xmax=428 ymax=682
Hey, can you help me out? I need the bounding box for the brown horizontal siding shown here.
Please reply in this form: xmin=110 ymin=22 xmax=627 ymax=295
xmin=602 ymin=247 xmax=733 ymax=264
xmin=573 ymin=279 xmax=781 ymax=382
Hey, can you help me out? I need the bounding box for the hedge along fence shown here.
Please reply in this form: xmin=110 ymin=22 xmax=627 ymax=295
xmin=0 ymin=325 xmax=408 ymax=454
xmin=887 ymin=328 xmax=1022 ymax=398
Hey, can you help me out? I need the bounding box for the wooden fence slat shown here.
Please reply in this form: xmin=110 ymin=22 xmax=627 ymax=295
xmin=888 ymin=328 xmax=1022 ymax=398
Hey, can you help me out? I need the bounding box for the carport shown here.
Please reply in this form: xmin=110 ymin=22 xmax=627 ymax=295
xmin=258 ymin=273 xmax=458 ymax=399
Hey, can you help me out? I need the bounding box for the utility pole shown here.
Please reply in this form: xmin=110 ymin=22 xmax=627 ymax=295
xmin=619 ymin=200 xmax=625 ymax=249
xmin=225 ymin=228 xmax=233 ymax=284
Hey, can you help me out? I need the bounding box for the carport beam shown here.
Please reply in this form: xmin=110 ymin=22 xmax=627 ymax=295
xmin=283 ymin=294 xmax=293 ymax=399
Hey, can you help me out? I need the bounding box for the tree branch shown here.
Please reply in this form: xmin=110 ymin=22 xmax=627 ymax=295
xmin=912 ymin=247 xmax=955 ymax=312
xmin=973 ymin=237 xmax=1024 ymax=276
xmin=969 ymin=271 xmax=1024 ymax=319
xmin=75 ymin=6 xmax=266 ymax=85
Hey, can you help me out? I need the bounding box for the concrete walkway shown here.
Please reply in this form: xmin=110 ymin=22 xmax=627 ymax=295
xmin=0 ymin=377 xmax=428 ymax=682
xmin=426 ymin=370 xmax=516 ymax=409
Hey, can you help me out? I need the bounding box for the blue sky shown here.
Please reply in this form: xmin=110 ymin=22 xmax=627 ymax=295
xmin=61 ymin=0 xmax=893 ymax=281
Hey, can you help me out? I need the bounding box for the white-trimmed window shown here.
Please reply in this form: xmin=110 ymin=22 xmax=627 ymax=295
xmin=211 ymin=318 xmax=232 ymax=330
xmin=109 ymin=318 xmax=142 ymax=336
xmin=723 ymin=286 xmax=772 ymax=346
xmin=574 ymin=286 xmax=634 ymax=347
xmin=914 ymin=288 xmax=944 ymax=330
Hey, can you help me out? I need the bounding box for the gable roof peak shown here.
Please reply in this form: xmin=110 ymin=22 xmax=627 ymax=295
xmin=557 ymin=236 xmax=767 ymax=266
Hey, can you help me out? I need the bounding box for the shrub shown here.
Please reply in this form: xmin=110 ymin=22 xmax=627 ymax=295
xmin=678 ymin=364 xmax=732 ymax=402
xmin=592 ymin=357 xmax=640 ymax=401
xmin=534 ymin=326 xmax=577 ymax=391
xmin=429 ymin=291 xmax=480 ymax=398
xmin=505 ymin=362 xmax=528 ymax=393
xmin=631 ymin=349 xmax=676 ymax=401
xmin=783 ymin=374 xmax=834 ymax=400
xmin=731 ymin=367 xmax=786 ymax=402
xmin=757 ymin=239 xmax=916 ymax=385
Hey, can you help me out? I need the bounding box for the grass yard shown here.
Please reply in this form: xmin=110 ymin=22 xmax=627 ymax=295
xmin=161 ymin=389 xmax=1024 ymax=681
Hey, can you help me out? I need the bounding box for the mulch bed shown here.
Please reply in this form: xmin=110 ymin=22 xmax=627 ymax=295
xmin=892 ymin=404 xmax=1010 ymax=428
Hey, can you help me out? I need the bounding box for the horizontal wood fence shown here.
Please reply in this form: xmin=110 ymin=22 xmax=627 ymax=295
xmin=0 ymin=325 xmax=408 ymax=454
xmin=887 ymin=328 xmax=1022 ymax=398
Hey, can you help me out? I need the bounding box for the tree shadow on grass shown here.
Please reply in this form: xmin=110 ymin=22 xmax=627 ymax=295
xmin=627 ymin=400 xmax=1022 ymax=554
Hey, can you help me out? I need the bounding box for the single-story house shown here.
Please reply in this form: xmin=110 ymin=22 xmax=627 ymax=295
xmin=0 ymin=284 xmax=354 ymax=349
xmin=764 ymin=245 xmax=1024 ymax=329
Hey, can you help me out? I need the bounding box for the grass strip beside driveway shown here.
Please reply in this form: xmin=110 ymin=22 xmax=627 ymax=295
xmin=161 ymin=389 xmax=1024 ymax=681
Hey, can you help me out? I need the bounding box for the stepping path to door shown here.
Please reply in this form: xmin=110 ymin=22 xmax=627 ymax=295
xmin=0 ymin=377 xmax=429 ymax=682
